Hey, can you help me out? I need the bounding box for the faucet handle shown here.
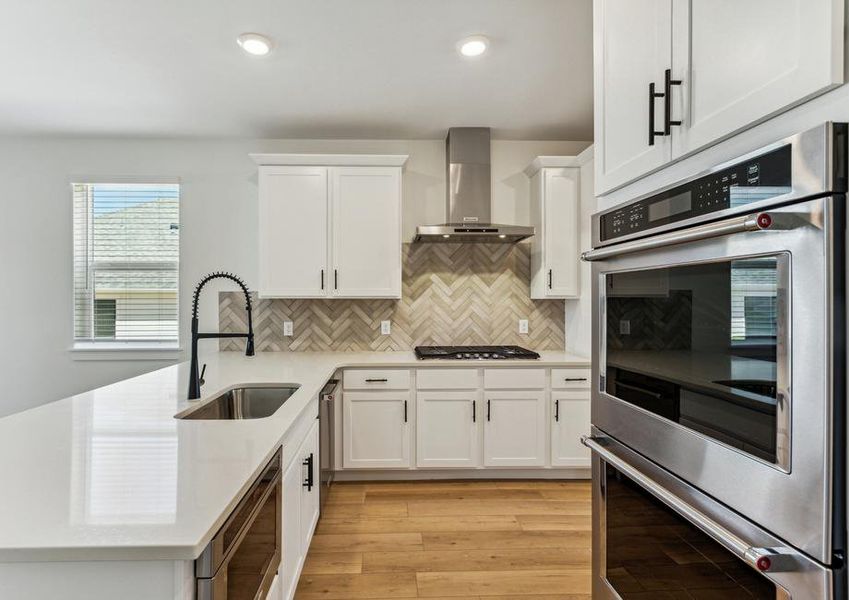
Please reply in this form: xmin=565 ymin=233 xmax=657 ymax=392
xmin=199 ymin=363 xmax=207 ymax=386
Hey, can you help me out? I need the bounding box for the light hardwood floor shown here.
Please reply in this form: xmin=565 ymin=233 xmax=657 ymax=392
xmin=295 ymin=480 xmax=592 ymax=599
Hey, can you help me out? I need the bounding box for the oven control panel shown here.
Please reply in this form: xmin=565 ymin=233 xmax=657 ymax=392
xmin=600 ymin=144 xmax=792 ymax=242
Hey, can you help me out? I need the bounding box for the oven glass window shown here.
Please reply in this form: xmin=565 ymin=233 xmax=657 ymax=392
xmin=605 ymin=463 xmax=776 ymax=598
xmin=604 ymin=256 xmax=785 ymax=464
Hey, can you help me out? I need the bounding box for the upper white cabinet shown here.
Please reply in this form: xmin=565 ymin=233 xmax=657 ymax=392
xmin=257 ymin=166 xmax=329 ymax=297
xmin=594 ymin=0 xmax=844 ymax=194
xmin=331 ymin=167 xmax=402 ymax=297
xmin=526 ymin=158 xmax=581 ymax=299
xmin=253 ymin=154 xmax=407 ymax=299
xmin=594 ymin=0 xmax=674 ymax=194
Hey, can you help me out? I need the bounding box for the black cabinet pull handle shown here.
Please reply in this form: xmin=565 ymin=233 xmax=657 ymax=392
xmin=564 ymin=377 xmax=588 ymax=382
xmin=472 ymin=399 xmax=476 ymax=423
xmin=365 ymin=378 xmax=388 ymax=383
xmin=664 ymin=68 xmax=683 ymax=135
xmin=648 ymin=82 xmax=666 ymax=146
xmin=302 ymin=453 xmax=314 ymax=491
xmin=555 ymin=399 xmax=560 ymax=422
xmin=487 ymin=399 xmax=491 ymax=422
xmin=334 ymin=269 xmax=338 ymax=290
xmin=320 ymin=269 xmax=325 ymax=290
xmin=548 ymin=269 xmax=552 ymax=289
xmin=404 ymin=400 xmax=408 ymax=423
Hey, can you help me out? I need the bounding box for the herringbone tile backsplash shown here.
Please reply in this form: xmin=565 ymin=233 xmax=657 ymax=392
xmin=219 ymin=243 xmax=565 ymax=352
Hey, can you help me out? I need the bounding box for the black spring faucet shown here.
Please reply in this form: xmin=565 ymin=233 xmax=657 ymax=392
xmin=188 ymin=272 xmax=255 ymax=399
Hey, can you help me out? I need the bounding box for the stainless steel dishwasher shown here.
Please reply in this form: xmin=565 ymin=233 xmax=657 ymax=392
xmin=195 ymin=448 xmax=282 ymax=600
xmin=318 ymin=378 xmax=339 ymax=513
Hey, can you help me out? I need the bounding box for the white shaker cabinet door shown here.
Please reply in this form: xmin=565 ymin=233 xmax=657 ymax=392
xmin=280 ymin=452 xmax=303 ymax=600
xmin=343 ymin=391 xmax=411 ymax=468
xmin=258 ymin=166 xmax=329 ymax=298
xmin=551 ymin=391 xmax=591 ymax=468
xmin=673 ymin=0 xmax=844 ymax=157
xmin=483 ymin=391 xmax=547 ymax=467
xmin=543 ymin=168 xmax=580 ymax=298
xmin=594 ymin=0 xmax=673 ymax=194
xmin=331 ymin=167 xmax=402 ymax=298
xmin=416 ymin=391 xmax=481 ymax=468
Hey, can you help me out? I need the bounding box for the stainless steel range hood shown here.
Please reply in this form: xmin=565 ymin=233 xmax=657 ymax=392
xmin=414 ymin=127 xmax=534 ymax=243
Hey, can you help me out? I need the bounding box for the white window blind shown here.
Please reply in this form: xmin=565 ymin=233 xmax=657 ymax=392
xmin=730 ymin=258 xmax=778 ymax=342
xmin=73 ymin=183 xmax=180 ymax=346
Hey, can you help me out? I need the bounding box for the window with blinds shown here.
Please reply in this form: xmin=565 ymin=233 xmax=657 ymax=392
xmin=730 ymin=258 xmax=778 ymax=342
xmin=73 ymin=182 xmax=180 ymax=347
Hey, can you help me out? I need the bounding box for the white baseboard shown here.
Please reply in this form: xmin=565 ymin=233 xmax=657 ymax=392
xmin=332 ymin=468 xmax=590 ymax=481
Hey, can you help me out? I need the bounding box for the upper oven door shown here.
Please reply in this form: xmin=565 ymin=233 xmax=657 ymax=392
xmin=590 ymin=196 xmax=842 ymax=564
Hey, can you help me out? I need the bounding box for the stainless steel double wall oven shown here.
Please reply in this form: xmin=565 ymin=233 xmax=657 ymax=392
xmin=584 ymin=123 xmax=847 ymax=599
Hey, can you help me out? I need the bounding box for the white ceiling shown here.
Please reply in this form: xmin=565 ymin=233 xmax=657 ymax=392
xmin=0 ymin=0 xmax=593 ymax=140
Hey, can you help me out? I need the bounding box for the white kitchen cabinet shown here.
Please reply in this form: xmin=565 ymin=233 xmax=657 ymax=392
xmin=483 ymin=391 xmax=547 ymax=467
xmin=280 ymin=448 xmax=303 ymax=600
xmin=258 ymin=166 xmax=329 ymax=297
xmin=527 ymin=162 xmax=580 ymax=299
xmin=594 ymin=0 xmax=844 ymax=194
xmin=299 ymin=420 xmax=320 ymax=554
xmin=416 ymin=391 xmax=480 ymax=468
xmin=343 ymin=391 xmax=411 ymax=468
xmin=594 ymin=0 xmax=673 ymax=194
xmin=551 ymin=391 xmax=591 ymax=467
xmin=253 ymin=155 xmax=407 ymax=299
xmin=672 ymin=0 xmax=844 ymax=158
xmin=331 ymin=167 xmax=402 ymax=297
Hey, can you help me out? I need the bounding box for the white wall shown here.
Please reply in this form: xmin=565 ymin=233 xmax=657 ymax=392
xmin=0 ymin=136 xmax=589 ymax=416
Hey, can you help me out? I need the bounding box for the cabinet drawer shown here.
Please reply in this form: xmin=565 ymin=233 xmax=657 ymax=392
xmin=344 ymin=369 xmax=410 ymax=390
xmin=552 ymin=368 xmax=591 ymax=389
xmin=417 ymin=369 xmax=479 ymax=390
xmin=484 ymin=368 xmax=545 ymax=390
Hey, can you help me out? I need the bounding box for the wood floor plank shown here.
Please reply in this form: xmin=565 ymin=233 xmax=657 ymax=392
xmin=422 ymin=530 xmax=591 ymax=551
xmin=365 ymin=488 xmax=545 ymax=501
xmin=301 ymin=551 xmax=363 ymax=575
xmin=409 ymin=499 xmax=590 ymax=517
xmin=363 ymin=547 xmax=591 ymax=573
xmin=538 ymin=489 xmax=592 ymax=501
xmin=517 ymin=515 xmax=592 ymax=532
xmin=317 ymin=515 xmax=521 ymax=535
xmin=295 ymin=572 xmax=418 ymax=599
xmin=321 ymin=500 xmax=408 ymax=518
xmin=493 ymin=480 xmax=589 ymax=490
xmin=310 ymin=532 xmax=424 ymax=552
xmin=416 ymin=569 xmax=591 ymax=597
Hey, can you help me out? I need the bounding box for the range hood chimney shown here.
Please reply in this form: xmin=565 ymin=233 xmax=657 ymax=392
xmin=414 ymin=127 xmax=534 ymax=243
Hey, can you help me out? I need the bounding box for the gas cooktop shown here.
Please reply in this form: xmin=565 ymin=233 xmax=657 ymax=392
xmin=414 ymin=345 xmax=541 ymax=360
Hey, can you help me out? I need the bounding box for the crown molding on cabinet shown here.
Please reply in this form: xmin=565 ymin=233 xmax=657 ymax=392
xmin=249 ymin=153 xmax=410 ymax=167
xmin=523 ymin=145 xmax=594 ymax=177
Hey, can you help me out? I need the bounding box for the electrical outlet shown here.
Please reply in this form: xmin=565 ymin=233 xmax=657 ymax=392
xmin=619 ymin=320 xmax=630 ymax=335
xmin=518 ymin=319 xmax=529 ymax=334
xmin=381 ymin=320 xmax=391 ymax=335
xmin=283 ymin=321 xmax=294 ymax=336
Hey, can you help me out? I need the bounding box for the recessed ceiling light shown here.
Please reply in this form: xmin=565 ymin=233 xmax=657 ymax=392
xmin=458 ymin=35 xmax=489 ymax=58
xmin=237 ymin=33 xmax=273 ymax=56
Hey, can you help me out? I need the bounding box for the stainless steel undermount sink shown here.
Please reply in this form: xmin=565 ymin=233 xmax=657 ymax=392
xmin=178 ymin=385 xmax=300 ymax=420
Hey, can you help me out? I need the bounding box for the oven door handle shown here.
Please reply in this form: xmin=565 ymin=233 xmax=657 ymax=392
xmin=581 ymin=211 xmax=789 ymax=261
xmin=581 ymin=435 xmax=799 ymax=573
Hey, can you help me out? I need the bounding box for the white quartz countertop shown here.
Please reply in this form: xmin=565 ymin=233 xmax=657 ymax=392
xmin=0 ymin=350 xmax=588 ymax=562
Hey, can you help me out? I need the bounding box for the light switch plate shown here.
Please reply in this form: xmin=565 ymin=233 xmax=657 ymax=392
xmin=518 ymin=319 xmax=529 ymax=334
xmin=381 ymin=320 xmax=391 ymax=335
xmin=283 ymin=321 xmax=294 ymax=336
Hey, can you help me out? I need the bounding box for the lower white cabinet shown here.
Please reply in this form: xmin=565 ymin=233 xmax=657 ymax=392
xmin=417 ymin=391 xmax=480 ymax=468
xmin=551 ymin=391 xmax=591 ymax=467
xmin=343 ymin=391 xmax=411 ymax=468
xmin=483 ymin=391 xmax=547 ymax=467
xmin=280 ymin=418 xmax=320 ymax=600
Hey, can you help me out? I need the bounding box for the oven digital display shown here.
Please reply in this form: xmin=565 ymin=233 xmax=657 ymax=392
xmin=649 ymin=192 xmax=692 ymax=222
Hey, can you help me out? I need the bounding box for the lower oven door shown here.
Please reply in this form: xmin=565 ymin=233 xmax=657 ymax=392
xmin=586 ymin=432 xmax=840 ymax=600
xmin=589 ymin=195 xmax=844 ymax=564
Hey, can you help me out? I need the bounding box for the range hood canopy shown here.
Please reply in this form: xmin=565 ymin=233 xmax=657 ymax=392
xmin=414 ymin=127 xmax=534 ymax=243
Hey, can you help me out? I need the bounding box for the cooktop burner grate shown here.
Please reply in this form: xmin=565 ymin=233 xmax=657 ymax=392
xmin=414 ymin=345 xmax=541 ymax=360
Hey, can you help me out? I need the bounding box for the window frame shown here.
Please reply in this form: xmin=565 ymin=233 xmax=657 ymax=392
xmin=69 ymin=177 xmax=182 ymax=359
